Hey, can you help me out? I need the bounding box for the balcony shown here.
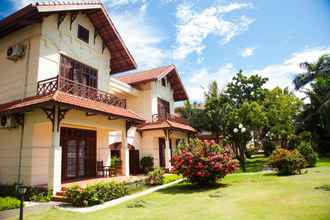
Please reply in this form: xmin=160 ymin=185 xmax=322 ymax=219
xmin=37 ymin=76 xmax=127 ymax=109
xmin=152 ymin=113 xmax=188 ymax=124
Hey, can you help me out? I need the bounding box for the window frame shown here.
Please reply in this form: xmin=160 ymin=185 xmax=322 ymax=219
xmin=77 ymin=24 xmax=90 ymax=44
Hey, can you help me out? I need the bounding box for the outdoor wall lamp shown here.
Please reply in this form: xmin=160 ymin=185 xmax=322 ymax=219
xmin=17 ymin=184 xmax=28 ymax=220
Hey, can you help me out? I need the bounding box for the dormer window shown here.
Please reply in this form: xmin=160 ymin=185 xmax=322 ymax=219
xmin=77 ymin=24 xmax=89 ymax=44
xmin=161 ymin=78 xmax=166 ymax=87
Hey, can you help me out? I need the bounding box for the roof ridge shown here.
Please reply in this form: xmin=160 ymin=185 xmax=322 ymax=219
xmin=116 ymin=64 xmax=175 ymax=79
xmin=35 ymin=0 xmax=102 ymax=6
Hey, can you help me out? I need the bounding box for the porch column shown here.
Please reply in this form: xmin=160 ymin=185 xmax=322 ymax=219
xmin=48 ymin=104 xmax=62 ymax=195
xmin=164 ymin=130 xmax=171 ymax=170
xmin=123 ymin=131 xmax=130 ymax=176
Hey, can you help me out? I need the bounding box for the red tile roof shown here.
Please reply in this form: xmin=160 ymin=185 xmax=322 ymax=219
xmin=0 ymin=91 xmax=145 ymax=122
xmin=138 ymin=120 xmax=196 ymax=133
xmin=0 ymin=1 xmax=136 ymax=74
xmin=117 ymin=65 xmax=174 ymax=85
xmin=116 ymin=65 xmax=189 ymax=101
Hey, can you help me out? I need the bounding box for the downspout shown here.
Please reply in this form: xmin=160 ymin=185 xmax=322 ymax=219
xmin=23 ymin=39 xmax=31 ymax=98
xmin=17 ymin=115 xmax=25 ymax=184
xmin=17 ymin=39 xmax=30 ymax=184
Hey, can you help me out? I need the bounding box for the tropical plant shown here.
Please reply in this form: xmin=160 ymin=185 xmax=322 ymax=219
xmin=171 ymin=138 xmax=239 ymax=185
xmin=297 ymin=141 xmax=318 ymax=167
xmin=269 ymin=148 xmax=307 ymax=175
xmin=294 ymin=54 xmax=330 ymax=154
xmin=65 ymin=182 xmax=128 ymax=207
xmin=140 ymin=156 xmax=154 ymax=174
xmin=146 ymin=167 xmax=165 ymax=185
xmin=263 ymin=88 xmax=302 ymax=147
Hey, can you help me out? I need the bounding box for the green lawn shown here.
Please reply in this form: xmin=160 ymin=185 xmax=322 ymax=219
xmin=244 ymin=153 xmax=269 ymax=172
xmin=13 ymin=159 xmax=330 ymax=220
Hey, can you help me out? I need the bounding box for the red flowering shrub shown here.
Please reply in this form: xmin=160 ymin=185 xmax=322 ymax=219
xmin=171 ymin=138 xmax=239 ymax=185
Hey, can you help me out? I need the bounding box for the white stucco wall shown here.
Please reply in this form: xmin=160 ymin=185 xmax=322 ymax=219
xmin=0 ymin=108 xmax=127 ymax=186
xmin=0 ymin=24 xmax=41 ymax=104
xmin=38 ymin=13 xmax=111 ymax=91
xmin=151 ymin=80 xmax=175 ymax=116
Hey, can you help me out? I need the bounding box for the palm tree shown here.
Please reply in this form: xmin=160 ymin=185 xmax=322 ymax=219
xmin=293 ymin=55 xmax=330 ymax=154
xmin=294 ymin=55 xmax=330 ymax=130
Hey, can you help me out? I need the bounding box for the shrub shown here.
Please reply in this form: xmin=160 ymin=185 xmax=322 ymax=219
xmin=0 ymin=184 xmax=51 ymax=202
xmin=146 ymin=167 xmax=164 ymax=185
xmin=163 ymin=174 xmax=182 ymax=184
xmin=171 ymin=138 xmax=239 ymax=185
xmin=263 ymin=140 xmax=276 ymax=156
xmin=269 ymin=148 xmax=307 ymax=175
xmin=297 ymin=141 xmax=318 ymax=167
xmin=65 ymin=182 xmax=128 ymax=207
xmin=140 ymin=156 xmax=154 ymax=174
xmin=0 ymin=197 xmax=21 ymax=211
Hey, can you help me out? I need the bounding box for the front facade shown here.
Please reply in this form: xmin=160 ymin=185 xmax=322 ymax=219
xmin=0 ymin=1 xmax=194 ymax=194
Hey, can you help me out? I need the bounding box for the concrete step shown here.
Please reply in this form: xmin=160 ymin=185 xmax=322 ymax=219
xmin=52 ymin=195 xmax=66 ymax=202
xmin=56 ymin=191 xmax=65 ymax=197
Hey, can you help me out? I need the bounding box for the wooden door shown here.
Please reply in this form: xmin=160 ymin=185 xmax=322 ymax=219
xmin=159 ymin=138 xmax=166 ymax=168
xmin=61 ymin=127 xmax=96 ymax=181
xmin=129 ymin=149 xmax=140 ymax=175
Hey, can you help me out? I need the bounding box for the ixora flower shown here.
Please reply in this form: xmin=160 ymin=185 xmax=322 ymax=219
xmin=238 ymin=124 xmax=243 ymax=129
xmin=233 ymin=128 xmax=239 ymax=133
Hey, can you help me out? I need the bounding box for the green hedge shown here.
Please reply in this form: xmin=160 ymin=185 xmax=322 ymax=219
xmin=0 ymin=197 xmax=21 ymax=211
xmin=269 ymin=148 xmax=307 ymax=175
xmin=146 ymin=168 xmax=165 ymax=185
xmin=65 ymin=182 xmax=128 ymax=207
xmin=0 ymin=184 xmax=51 ymax=202
xmin=163 ymin=174 xmax=182 ymax=184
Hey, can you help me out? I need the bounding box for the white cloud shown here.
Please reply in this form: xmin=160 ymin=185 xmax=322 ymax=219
xmin=240 ymin=47 xmax=255 ymax=58
xmin=111 ymin=11 xmax=168 ymax=69
xmin=10 ymin=0 xmax=35 ymax=8
xmin=173 ymin=2 xmax=254 ymax=60
xmin=186 ymin=46 xmax=330 ymax=101
xmin=186 ymin=63 xmax=237 ymax=100
xmin=250 ymin=46 xmax=330 ymax=89
xmin=103 ymin=0 xmax=144 ymax=8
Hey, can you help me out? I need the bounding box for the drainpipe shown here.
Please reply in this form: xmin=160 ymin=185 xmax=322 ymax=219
xmin=23 ymin=39 xmax=31 ymax=99
xmin=17 ymin=115 xmax=25 ymax=185
xmin=17 ymin=39 xmax=30 ymax=185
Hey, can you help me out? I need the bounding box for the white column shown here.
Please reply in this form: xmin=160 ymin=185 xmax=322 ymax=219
xmin=48 ymin=104 xmax=62 ymax=195
xmin=123 ymin=130 xmax=130 ymax=176
xmin=165 ymin=130 xmax=172 ymax=170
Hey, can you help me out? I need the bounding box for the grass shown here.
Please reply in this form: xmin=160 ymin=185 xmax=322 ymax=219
xmin=244 ymin=153 xmax=269 ymax=173
xmin=0 ymin=197 xmax=20 ymax=211
xmin=10 ymin=158 xmax=330 ymax=220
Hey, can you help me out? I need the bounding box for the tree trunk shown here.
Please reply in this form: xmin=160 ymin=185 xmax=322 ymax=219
xmin=238 ymin=143 xmax=247 ymax=172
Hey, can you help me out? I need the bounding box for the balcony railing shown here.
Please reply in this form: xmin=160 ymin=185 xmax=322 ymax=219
xmin=152 ymin=113 xmax=188 ymax=124
xmin=37 ymin=76 xmax=127 ymax=109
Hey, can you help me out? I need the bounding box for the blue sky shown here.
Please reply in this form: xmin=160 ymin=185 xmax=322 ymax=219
xmin=2 ymin=0 xmax=330 ymax=101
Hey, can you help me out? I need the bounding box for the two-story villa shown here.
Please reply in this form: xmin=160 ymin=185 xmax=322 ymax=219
xmin=0 ymin=1 xmax=195 ymax=194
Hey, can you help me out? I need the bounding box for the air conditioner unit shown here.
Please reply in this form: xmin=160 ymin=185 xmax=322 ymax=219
xmin=0 ymin=116 xmax=17 ymax=129
xmin=7 ymin=44 xmax=25 ymax=61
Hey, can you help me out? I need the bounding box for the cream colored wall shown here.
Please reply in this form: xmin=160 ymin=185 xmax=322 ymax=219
xmin=62 ymin=110 xmax=126 ymax=162
xmin=139 ymin=129 xmax=188 ymax=167
xmin=0 ymin=24 xmax=41 ymax=104
xmin=38 ymin=13 xmax=111 ymax=91
xmin=0 ymin=108 xmax=126 ymax=186
xmin=151 ymin=80 xmax=175 ymax=116
xmin=126 ymin=88 xmax=153 ymax=121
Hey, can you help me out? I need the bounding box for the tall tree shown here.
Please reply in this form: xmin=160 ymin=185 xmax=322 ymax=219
xmin=204 ymin=81 xmax=231 ymax=143
xmin=294 ymin=54 xmax=330 ymax=154
xmin=175 ymin=100 xmax=209 ymax=133
xmin=225 ymin=70 xmax=268 ymax=107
